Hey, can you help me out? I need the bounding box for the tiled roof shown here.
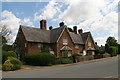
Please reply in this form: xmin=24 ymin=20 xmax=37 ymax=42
xmin=80 ymin=32 xmax=91 ymax=43
xmin=19 ymin=25 xmax=91 ymax=44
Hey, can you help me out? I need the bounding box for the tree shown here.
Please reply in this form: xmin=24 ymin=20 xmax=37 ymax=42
xmin=105 ymin=43 xmax=110 ymax=53
xmin=108 ymin=46 xmax=118 ymax=56
xmin=105 ymin=36 xmax=118 ymax=56
xmin=2 ymin=36 xmax=7 ymax=46
xmin=106 ymin=36 xmax=117 ymax=46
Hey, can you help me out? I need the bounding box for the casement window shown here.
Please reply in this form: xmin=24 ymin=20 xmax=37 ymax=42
xmin=75 ymin=45 xmax=79 ymax=48
xmin=68 ymin=52 xmax=71 ymax=57
xmin=88 ymin=42 xmax=91 ymax=47
xmin=63 ymin=39 xmax=68 ymax=45
xmin=38 ymin=43 xmax=43 ymax=48
xmin=25 ymin=43 xmax=27 ymax=47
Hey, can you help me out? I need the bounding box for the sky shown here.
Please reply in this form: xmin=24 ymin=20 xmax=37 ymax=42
xmin=0 ymin=0 xmax=119 ymax=46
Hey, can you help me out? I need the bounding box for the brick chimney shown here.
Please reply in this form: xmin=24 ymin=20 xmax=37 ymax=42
xmin=59 ymin=22 xmax=64 ymax=27
xmin=49 ymin=26 xmax=53 ymax=30
xmin=40 ymin=20 xmax=46 ymax=30
xmin=78 ymin=29 xmax=83 ymax=34
xmin=95 ymin=42 xmax=97 ymax=45
xmin=73 ymin=26 xmax=77 ymax=34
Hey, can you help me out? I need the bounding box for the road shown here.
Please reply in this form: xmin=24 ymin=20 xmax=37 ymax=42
xmin=2 ymin=57 xmax=118 ymax=78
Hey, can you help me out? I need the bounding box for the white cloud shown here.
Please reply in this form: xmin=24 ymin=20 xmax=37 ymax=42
xmin=0 ymin=10 xmax=21 ymax=44
xmin=58 ymin=0 xmax=106 ymax=25
xmin=0 ymin=10 xmax=34 ymax=44
xmin=21 ymin=18 xmax=34 ymax=27
xmin=34 ymin=0 xmax=62 ymax=21
xmin=60 ymin=0 xmax=118 ymax=46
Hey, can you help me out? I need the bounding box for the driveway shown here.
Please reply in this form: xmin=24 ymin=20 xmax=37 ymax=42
xmin=2 ymin=57 xmax=118 ymax=78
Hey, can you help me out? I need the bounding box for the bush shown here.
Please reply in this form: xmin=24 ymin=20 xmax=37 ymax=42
xmin=2 ymin=59 xmax=14 ymax=71
xmin=2 ymin=51 xmax=17 ymax=64
xmin=60 ymin=58 xmax=73 ymax=64
xmin=103 ymin=53 xmax=110 ymax=58
xmin=8 ymin=57 xmax=22 ymax=70
xmin=24 ymin=52 xmax=56 ymax=66
xmin=108 ymin=46 xmax=118 ymax=56
xmin=72 ymin=53 xmax=81 ymax=63
xmin=2 ymin=57 xmax=22 ymax=71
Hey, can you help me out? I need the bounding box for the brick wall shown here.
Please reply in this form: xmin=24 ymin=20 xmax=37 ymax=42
xmin=85 ymin=34 xmax=95 ymax=51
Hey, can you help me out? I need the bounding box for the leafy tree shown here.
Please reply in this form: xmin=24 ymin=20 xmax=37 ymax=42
xmin=2 ymin=36 xmax=7 ymax=46
xmin=106 ymin=36 xmax=117 ymax=46
xmin=108 ymin=46 xmax=118 ymax=56
xmin=105 ymin=43 xmax=110 ymax=53
xmin=105 ymin=36 xmax=118 ymax=55
xmin=94 ymin=46 xmax=100 ymax=54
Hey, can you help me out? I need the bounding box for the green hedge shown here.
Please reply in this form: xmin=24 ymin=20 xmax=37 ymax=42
xmin=108 ymin=46 xmax=118 ymax=56
xmin=2 ymin=57 xmax=22 ymax=71
xmin=2 ymin=51 xmax=17 ymax=64
xmin=24 ymin=52 xmax=56 ymax=66
xmin=60 ymin=58 xmax=73 ymax=64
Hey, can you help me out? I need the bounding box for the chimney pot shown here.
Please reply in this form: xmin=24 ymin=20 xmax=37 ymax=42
xmin=40 ymin=20 xmax=46 ymax=30
xmin=73 ymin=26 xmax=77 ymax=34
xmin=78 ymin=29 xmax=83 ymax=34
xmin=49 ymin=26 xmax=53 ymax=30
xmin=95 ymin=42 xmax=97 ymax=45
xmin=59 ymin=22 xmax=64 ymax=27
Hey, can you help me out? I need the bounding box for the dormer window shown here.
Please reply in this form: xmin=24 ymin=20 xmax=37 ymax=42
xmin=75 ymin=45 xmax=79 ymax=48
xmin=88 ymin=42 xmax=91 ymax=47
xmin=63 ymin=39 xmax=68 ymax=45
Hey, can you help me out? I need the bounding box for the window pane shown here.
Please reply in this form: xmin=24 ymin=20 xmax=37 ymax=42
xmin=88 ymin=42 xmax=91 ymax=46
xmin=63 ymin=39 xmax=68 ymax=45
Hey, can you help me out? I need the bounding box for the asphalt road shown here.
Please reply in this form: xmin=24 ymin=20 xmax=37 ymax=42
xmin=2 ymin=57 xmax=118 ymax=78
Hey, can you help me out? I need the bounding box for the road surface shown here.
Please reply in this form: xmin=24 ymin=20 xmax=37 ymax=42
xmin=2 ymin=57 xmax=118 ymax=78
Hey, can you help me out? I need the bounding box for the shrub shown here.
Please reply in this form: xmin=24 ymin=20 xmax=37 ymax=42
xmin=60 ymin=58 xmax=73 ymax=64
xmin=24 ymin=52 xmax=56 ymax=66
xmin=2 ymin=51 xmax=17 ymax=64
xmin=103 ymin=53 xmax=110 ymax=58
xmin=8 ymin=57 xmax=22 ymax=70
xmin=2 ymin=59 xmax=14 ymax=71
xmin=108 ymin=46 xmax=118 ymax=56
xmin=72 ymin=53 xmax=81 ymax=63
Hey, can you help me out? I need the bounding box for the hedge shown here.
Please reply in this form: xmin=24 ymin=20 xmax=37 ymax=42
xmin=2 ymin=51 xmax=17 ymax=64
xmin=60 ymin=57 xmax=73 ymax=64
xmin=2 ymin=57 xmax=22 ymax=71
xmin=24 ymin=52 xmax=56 ymax=66
xmin=108 ymin=46 xmax=118 ymax=56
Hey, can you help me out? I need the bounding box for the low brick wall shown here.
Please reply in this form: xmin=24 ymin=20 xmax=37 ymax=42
xmin=103 ymin=54 xmax=111 ymax=58
xmin=76 ymin=55 xmax=94 ymax=62
xmin=94 ymin=54 xmax=103 ymax=59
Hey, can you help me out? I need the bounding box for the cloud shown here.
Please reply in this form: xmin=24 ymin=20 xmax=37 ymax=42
xmin=58 ymin=0 xmax=106 ymax=25
xmin=0 ymin=10 xmax=21 ymax=44
xmin=58 ymin=0 xmax=118 ymax=46
xmin=21 ymin=18 xmax=34 ymax=27
xmin=0 ymin=10 xmax=34 ymax=44
xmin=34 ymin=0 xmax=62 ymax=21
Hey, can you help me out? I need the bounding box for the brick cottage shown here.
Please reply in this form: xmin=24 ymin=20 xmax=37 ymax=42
xmin=15 ymin=20 xmax=95 ymax=59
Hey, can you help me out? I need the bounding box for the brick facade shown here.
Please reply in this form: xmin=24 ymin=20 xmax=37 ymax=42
xmin=15 ymin=20 xmax=95 ymax=59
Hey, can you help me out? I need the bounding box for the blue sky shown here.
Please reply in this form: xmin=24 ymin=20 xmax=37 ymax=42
xmin=1 ymin=0 xmax=119 ymax=46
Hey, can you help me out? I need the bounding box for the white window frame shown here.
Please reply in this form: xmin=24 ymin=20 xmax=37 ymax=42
xmin=88 ymin=42 xmax=91 ymax=47
xmin=63 ymin=39 xmax=68 ymax=45
xmin=75 ymin=45 xmax=79 ymax=48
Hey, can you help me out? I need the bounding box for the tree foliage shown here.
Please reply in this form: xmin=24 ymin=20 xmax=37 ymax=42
xmin=106 ymin=36 xmax=117 ymax=46
xmin=105 ymin=36 xmax=118 ymax=56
